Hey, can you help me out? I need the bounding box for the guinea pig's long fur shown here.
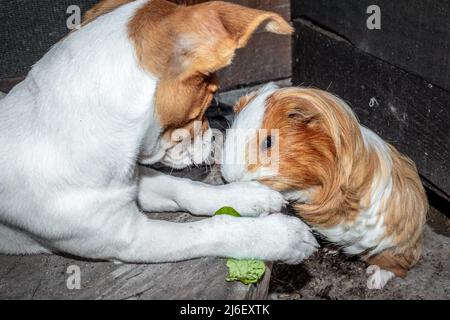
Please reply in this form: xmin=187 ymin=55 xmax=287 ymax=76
xmin=222 ymin=84 xmax=428 ymax=289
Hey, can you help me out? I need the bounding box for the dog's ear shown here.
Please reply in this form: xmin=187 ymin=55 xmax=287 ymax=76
xmin=129 ymin=0 xmax=292 ymax=78
xmin=204 ymin=1 xmax=294 ymax=47
xmin=173 ymin=1 xmax=293 ymax=78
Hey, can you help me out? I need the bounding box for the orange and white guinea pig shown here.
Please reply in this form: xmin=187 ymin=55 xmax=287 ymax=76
xmin=221 ymin=83 xmax=428 ymax=289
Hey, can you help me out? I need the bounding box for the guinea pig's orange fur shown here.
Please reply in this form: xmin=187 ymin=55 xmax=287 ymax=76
xmin=238 ymin=87 xmax=428 ymax=286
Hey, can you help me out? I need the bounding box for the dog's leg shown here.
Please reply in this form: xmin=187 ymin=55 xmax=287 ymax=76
xmin=44 ymin=201 xmax=317 ymax=263
xmin=137 ymin=167 xmax=286 ymax=216
xmin=0 ymin=224 xmax=50 ymax=255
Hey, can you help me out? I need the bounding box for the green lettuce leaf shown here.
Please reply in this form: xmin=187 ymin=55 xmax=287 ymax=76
xmin=213 ymin=206 xmax=241 ymax=217
xmin=225 ymin=259 xmax=266 ymax=285
xmin=213 ymin=207 xmax=266 ymax=285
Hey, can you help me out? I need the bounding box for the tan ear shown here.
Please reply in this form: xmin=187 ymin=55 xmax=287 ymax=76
xmin=129 ymin=0 xmax=293 ymax=78
xmin=234 ymin=92 xmax=257 ymax=113
xmin=172 ymin=1 xmax=294 ymax=77
xmin=203 ymin=1 xmax=294 ymax=48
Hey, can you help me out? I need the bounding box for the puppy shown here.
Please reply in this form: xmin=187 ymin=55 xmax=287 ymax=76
xmin=0 ymin=1 xmax=318 ymax=264
xmin=222 ymin=83 xmax=428 ymax=289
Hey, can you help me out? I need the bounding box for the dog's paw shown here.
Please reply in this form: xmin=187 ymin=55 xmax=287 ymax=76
xmin=252 ymin=214 xmax=318 ymax=264
xmin=212 ymin=213 xmax=318 ymax=263
xmin=269 ymin=214 xmax=319 ymax=264
xmin=366 ymin=265 xmax=395 ymax=289
xmin=221 ymin=182 xmax=287 ymax=217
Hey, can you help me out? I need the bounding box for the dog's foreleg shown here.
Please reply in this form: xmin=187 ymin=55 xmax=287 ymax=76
xmin=45 ymin=201 xmax=317 ymax=263
xmin=0 ymin=224 xmax=50 ymax=255
xmin=137 ymin=167 xmax=286 ymax=216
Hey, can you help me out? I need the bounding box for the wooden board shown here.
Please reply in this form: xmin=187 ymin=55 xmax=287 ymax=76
xmin=218 ymin=32 xmax=291 ymax=90
xmin=292 ymin=0 xmax=450 ymax=91
xmin=293 ymin=19 xmax=450 ymax=200
xmin=0 ymin=238 xmax=249 ymax=300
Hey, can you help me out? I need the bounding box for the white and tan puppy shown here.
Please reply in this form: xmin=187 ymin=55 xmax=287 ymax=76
xmin=0 ymin=0 xmax=318 ymax=263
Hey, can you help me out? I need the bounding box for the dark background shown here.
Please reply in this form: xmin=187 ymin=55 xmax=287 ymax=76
xmin=291 ymin=0 xmax=449 ymax=202
xmin=0 ymin=0 xmax=291 ymax=91
xmin=0 ymin=0 xmax=449 ymax=202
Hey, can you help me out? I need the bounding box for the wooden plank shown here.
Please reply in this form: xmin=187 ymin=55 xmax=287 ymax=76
xmin=292 ymin=19 xmax=450 ymax=200
xmin=218 ymin=32 xmax=291 ymax=90
xmin=0 ymin=248 xmax=248 ymax=300
xmin=292 ymin=0 xmax=450 ymax=91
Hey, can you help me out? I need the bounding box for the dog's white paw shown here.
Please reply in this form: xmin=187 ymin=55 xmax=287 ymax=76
xmin=274 ymin=214 xmax=319 ymax=264
xmin=212 ymin=213 xmax=318 ymax=263
xmin=260 ymin=214 xmax=319 ymax=264
xmin=220 ymin=181 xmax=286 ymax=217
xmin=366 ymin=265 xmax=395 ymax=289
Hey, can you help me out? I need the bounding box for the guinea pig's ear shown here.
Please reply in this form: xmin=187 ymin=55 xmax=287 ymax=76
xmin=234 ymin=92 xmax=257 ymax=113
xmin=287 ymin=105 xmax=320 ymax=126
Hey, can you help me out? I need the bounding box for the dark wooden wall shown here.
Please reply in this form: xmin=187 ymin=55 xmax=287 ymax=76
xmin=292 ymin=0 xmax=450 ymax=201
xmin=0 ymin=0 xmax=291 ymax=92
xmin=2 ymin=0 xmax=448 ymax=201
xmin=213 ymin=0 xmax=291 ymax=89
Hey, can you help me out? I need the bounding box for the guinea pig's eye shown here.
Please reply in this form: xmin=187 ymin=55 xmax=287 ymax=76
xmin=262 ymin=135 xmax=273 ymax=150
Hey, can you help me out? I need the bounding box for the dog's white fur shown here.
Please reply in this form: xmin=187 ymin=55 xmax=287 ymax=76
xmin=0 ymin=0 xmax=317 ymax=263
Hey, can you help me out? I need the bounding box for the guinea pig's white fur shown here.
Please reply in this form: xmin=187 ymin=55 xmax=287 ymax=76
xmin=222 ymin=83 xmax=428 ymax=289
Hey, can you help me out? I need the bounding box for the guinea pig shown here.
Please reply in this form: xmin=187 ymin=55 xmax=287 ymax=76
xmin=221 ymin=83 xmax=428 ymax=289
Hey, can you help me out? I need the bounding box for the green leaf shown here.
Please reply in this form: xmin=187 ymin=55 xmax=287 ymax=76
xmin=213 ymin=206 xmax=241 ymax=217
xmin=225 ymin=259 xmax=266 ymax=285
xmin=213 ymin=206 xmax=266 ymax=285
